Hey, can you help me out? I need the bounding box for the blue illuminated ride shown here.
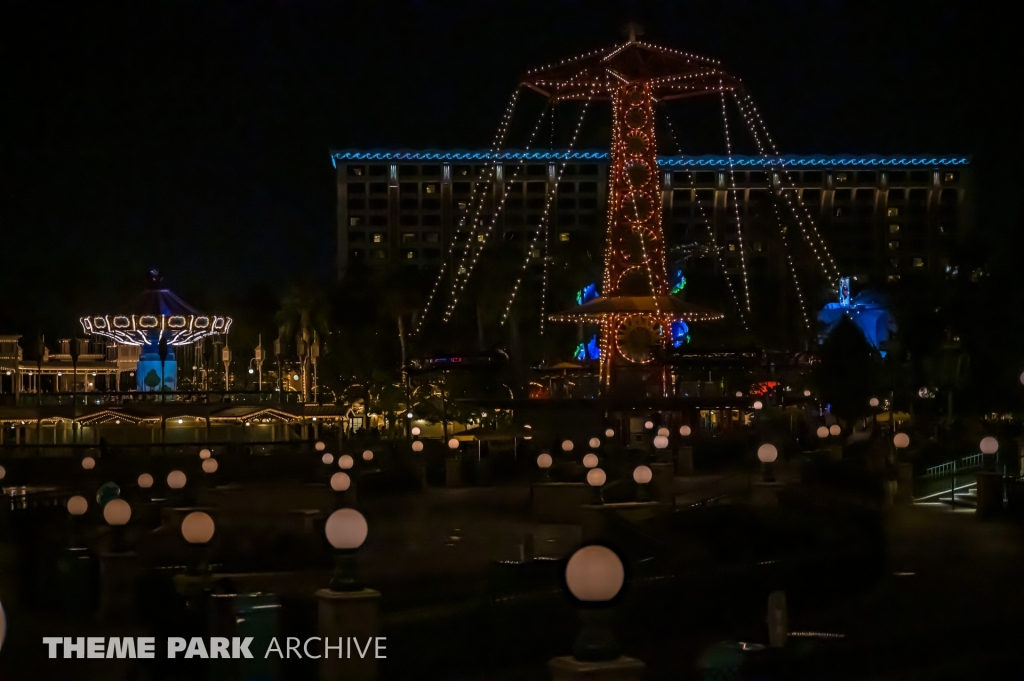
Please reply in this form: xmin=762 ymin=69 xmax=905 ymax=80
xmin=79 ymin=271 xmax=232 ymax=391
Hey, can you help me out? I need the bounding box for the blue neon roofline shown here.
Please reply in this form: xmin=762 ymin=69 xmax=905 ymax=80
xmin=329 ymin=149 xmax=970 ymax=169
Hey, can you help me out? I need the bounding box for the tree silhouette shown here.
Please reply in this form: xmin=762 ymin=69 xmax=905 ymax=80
xmin=817 ymin=316 xmax=880 ymax=421
xmin=143 ymin=369 xmax=161 ymax=391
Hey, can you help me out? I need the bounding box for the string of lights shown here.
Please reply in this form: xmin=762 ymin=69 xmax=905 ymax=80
xmin=443 ymin=105 xmax=550 ymax=322
xmin=734 ymin=91 xmax=840 ymax=280
xmin=659 ymin=102 xmax=746 ymax=329
xmin=416 ymin=87 xmax=523 ymax=334
xmin=501 ymin=87 xmax=596 ymax=328
xmin=774 ymin=202 xmax=812 ymax=331
xmin=719 ymin=85 xmax=752 ymax=314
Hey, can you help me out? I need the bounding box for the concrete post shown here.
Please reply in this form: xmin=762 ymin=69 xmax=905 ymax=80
xmin=548 ymin=655 xmax=646 ymax=681
xmin=317 ymin=588 xmax=382 ymax=681
xmin=97 ymin=551 xmax=139 ymax=623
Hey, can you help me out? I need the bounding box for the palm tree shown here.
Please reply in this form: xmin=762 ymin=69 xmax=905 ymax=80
xmin=275 ymin=283 xmax=331 ymax=403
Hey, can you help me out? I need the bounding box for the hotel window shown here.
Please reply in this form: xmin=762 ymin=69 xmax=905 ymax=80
xmin=424 ymin=248 xmax=440 ymax=259
xmin=369 ymin=215 xmax=387 ymax=227
xmin=753 ymin=242 xmax=764 ymax=252
xmin=943 ymin=171 xmax=959 ymax=183
xmin=530 ymin=248 xmax=542 ymax=258
xmin=399 ymin=215 xmax=418 ymax=227
xmin=402 ymin=249 xmax=417 ymax=260
xmin=347 ymin=166 xmax=365 ymax=177
xmin=888 ymin=274 xmax=901 ymax=283
xmin=349 ymin=217 xmax=362 ymax=227
xmin=888 ymin=224 xmax=901 ymax=234
xmin=913 ymin=257 xmax=925 ymax=268
xmin=887 ymin=207 xmax=900 ymax=217
xmin=476 ymin=234 xmax=486 ymax=243
xmin=370 ymin=249 xmax=388 ymax=260
xmin=401 ymin=232 xmax=417 ymax=244
xmin=371 ymin=233 xmax=387 ymax=244
xmin=457 ymin=201 xmax=469 ymax=210
xmin=348 ymin=232 xmax=366 ymax=242
xmin=368 ymin=165 xmax=387 ymax=177
xmin=728 ymin=242 xmax=737 ymax=252
xmin=890 ymin=258 xmax=900 ymax=268
xmin=349 ymin=249 xmax=365 ymax=259
xmin=424 ymin=184 xmax=439 ymax=194
xmin=424 ymin=232 xmax=440 ymax=244
xmin=835 ymin=172 xmax=849 ymax=184
xmin=454 ymin=165 xmax=471 ymax=177
xmin=888 ymin=240 xmax=900 ymax=250
xmin=559 ymin=232 xmax=571 ymax=242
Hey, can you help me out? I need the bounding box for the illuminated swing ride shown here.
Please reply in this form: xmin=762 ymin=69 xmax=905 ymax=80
xmin=416 ymin=31 xmax=841 ymax=390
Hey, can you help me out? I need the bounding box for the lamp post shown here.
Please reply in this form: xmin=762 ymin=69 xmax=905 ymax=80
xmin=254 ymin=335 xmax=264 ymax=393
xmin=103 ymin=499 xmax=132 ymax=553
xmin=67 ymin=495 xmax=88 ymax=546
xmin=757 ymin=444 xmax=778 ymax=482
xmin=181 ymin=511 xmax=216 ymax=573
xmin=324 ymin=508 xmax=368 ymax=591
xmin=552 ymin=544 xmax=640 ymax=676
xmin=537 ymin=453 xmax=553 ymax=481
xmin=980 ymin=436 xmax=999 ymax=471
xmin=633 ymin=465 xmax=652 ymax=502
xmin=587 ymin=468 xmax=607 ymax=505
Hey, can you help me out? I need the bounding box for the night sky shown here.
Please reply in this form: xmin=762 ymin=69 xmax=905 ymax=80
xmin=2 ymin=1 xmax=1018 ymax=336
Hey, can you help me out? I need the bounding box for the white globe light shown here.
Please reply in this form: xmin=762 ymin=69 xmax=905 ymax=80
xmin=1 ymin=599 xmax=6 ymax=653
xmin=315 ymin=441 xmax=326 ymax=452
xmin=803 ymin=389 xmax=811 ymax=397
xmin=869 ymin=397 xmax=879 ymax=408
xmin=0 ymin=465 xmax=5 ymax=481
xmin=565 ymin=545 xmax=624 ymax=602
xmin=893 ymin=432 xmax=910 ymax=449
xmin=679 ymin=425 xmax=691 ymax=437
xmin=202 ymin=458 xmax=219 ymax=473
xmin=325 ymin=508 xmax=368 ymax=550
xmin=103 ymin=498 xmax=131 ymax=526
xmin=248 ymin=368 xmax=254 ymax=374
xmin=604 ymin=428 xmax=615 ymax=438
xmin=657 ymin=427 xmax=669 ymax=437
xmin=1020 ymin=371 xmax=1024 ymax=386
xmin=411 ymin=427 xmax=421 ymax=436
xmin=753 ymin=400 xmax=763 ymax=410
xmin=980 ymin=437 xmax=999 ymax=455
xmin=321 ymin=453 xmax=334 ymax=465
xmin=362 ymin=450 xmax=374 ymax=461
xmin=181 ymin=511 xmax=215 ymax=544
xmin=67 ymin=495 xmax=88 ymax=516
xmin=561 ymin=440 xmax=574 ymax=452
xmin=653 ymin=435 xmax=669 ymax=449
xmin=330 ymin=472 xmax=351 ymax=492
xmin=81 ymin=456 xmax=96 ymax=470
xmin=537 ymin=453 xmax=552 ymax=469
xmin=586 ymin=468 xmax=607 ymax=487
xmin=339 ymin=454 xmax=354 ymax=470
xmin=412 ymin=441 xmax=424 ymax=452
xmin=589 ymin=437 xmax=601 ymax=449
xmin=447 ymin=438 xmax=460 ymax=450
xmin=199 ymin=448 xmax=211 ymax=460
xmin=643 ymin=421 xmax=654 ymax=430
xmin=582 ymin=453 xmax=599 ymax=469
xmin=757 ymin=444 xmax=778 ymax=463
xmin=829 ymin=424 xmax=841 ymax=436
xmin=816 ymin=426 xmax=829 ymax=439
xmin=167 ymin=470 xmax=187 ymax=489
xmin=735 ymin=391 xmax=743 ymax=397
xmin=633 ymin=465 xmax=652 ymax=484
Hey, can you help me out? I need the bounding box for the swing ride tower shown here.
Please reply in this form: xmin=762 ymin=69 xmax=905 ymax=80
xmin=528 ymin=38 xmax=732 ymax=388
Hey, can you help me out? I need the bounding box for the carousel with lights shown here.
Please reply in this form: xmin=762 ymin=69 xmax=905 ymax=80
xmin=79 ymin=271 xmax=232 ymax=392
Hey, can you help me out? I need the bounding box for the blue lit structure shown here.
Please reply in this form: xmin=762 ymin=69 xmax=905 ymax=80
xmin=818 ymin=278 xmax=896 ymax=350
xmin=670 ymin=269 xmax=687 ymax=295
xmin=575 ymin=283 xmax=599 ymax=306
xmin=331 ymin=149 xmax=970 ymax=168
xmin=670 ymin=321 xmax=690 ymax=348
xmin=574 ymin=335 xmax=600 ymax=361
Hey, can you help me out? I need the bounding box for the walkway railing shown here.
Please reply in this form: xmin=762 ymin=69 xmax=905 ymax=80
xmin=924 ymin=453 xmax=984 ymax=479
